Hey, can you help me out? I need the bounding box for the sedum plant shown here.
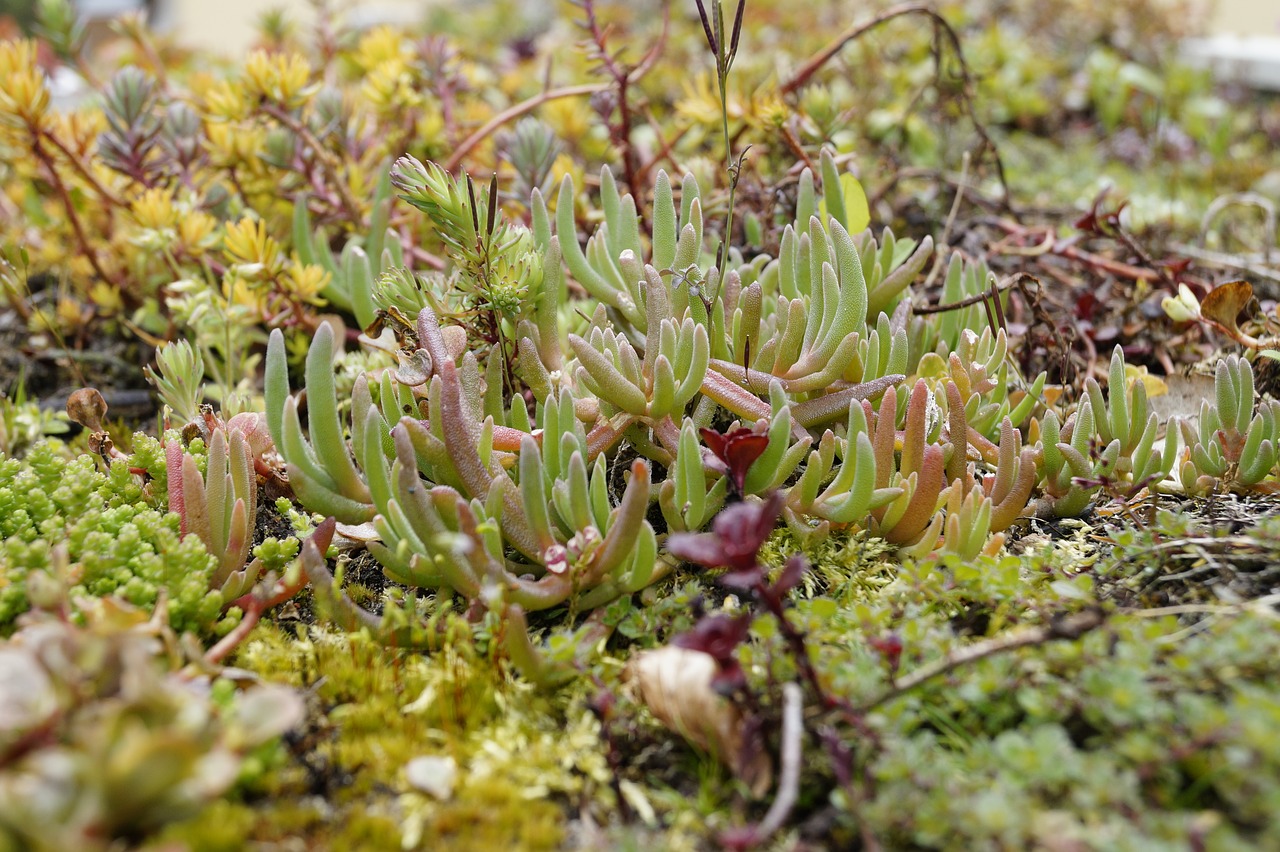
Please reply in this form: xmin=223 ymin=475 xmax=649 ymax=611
xmin=0 ymin=596 xmax=303 ymax=851
xmin=260 ymin=154 xmax=1280 ymax=681
xmin=0 ymin=439 xmax=225 ymax=635
xmin=1179 ymin=354 xmax=1280 ymax=494
xmin=145 ymin=340 xmax=206 ymax=427
xmin=263 ymin=156 xmax=1067 ymax=678
xmin=1036 ymin=345 xmax=1179 ymax=516
xmin=165 ymin=413 xmax=283 ymax=604
xmin=1083 ymin=345 xmax=1180 ymax=488
xmin=265 ymin=307 xmax=661 ymax=651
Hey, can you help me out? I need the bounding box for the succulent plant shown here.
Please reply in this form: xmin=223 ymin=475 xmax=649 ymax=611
xmin=165 ymin=410 xmax=281 ymax=603
xmin=145 ymin=340 xmax=206 ymax=426
xmin=0 ymin=438 xmax=229 ymax=635
xmin=261 ymin=151 xmax=1125 ymax=679
xmin=937 ymin=485 xmax=1004 ymax=560
xmin=1180 ymin=354 xmax=1280 ymax=494
xmin=392 ymin=155 xmax=543 ymax=325
xmin=1084 ymin=345 xmax=1179 ymax=488
xmin=266 ymin=303 xmax=663 ymax=656
xmin=1035 ymin=396 xmax=1101 ymax=517
xmin=1032 ymin=345 xmax=1179 ymax=516
xmin=0 ymin=599 xmax=303 ymax=851
xmin=5 ymin=5 xmax=1280 ymax=847
xmin=258 ymin=151 xmax=1280 ymax=686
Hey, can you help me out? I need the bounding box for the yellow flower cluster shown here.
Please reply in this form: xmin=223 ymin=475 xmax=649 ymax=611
xmin=128 ymin=188 xmax=218 ymax=258
xmin=353 ymin=28 xmax=423 ymax=115
xmin=242 ymin=50 xmax=318 ymax=110
xmin=0 ymin=40 xmax=50 ymax=135
xmin=675 ymin=72 xmax=786 ymax=138
xmin=223 ymin=216 xmax=286 ymax=282
xmin=283 ymin=260 xmax=331 ymax=305
xmin=219 ymin=215 xmax=329 ymax=308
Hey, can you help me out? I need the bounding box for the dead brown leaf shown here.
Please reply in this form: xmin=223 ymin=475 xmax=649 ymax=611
xmin=626 ymin=646 xmax=772 ymax=797
xmin=1200 ymin=280 xmax=1254 ymax=340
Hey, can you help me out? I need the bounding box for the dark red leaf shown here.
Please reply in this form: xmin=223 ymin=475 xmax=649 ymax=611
xmin=772 ymin=554 xmax=807 ymax=597
xmin=666 ymin=531 xmax=730 ymax=568
xmin=701 ymin=426 xmax=770 ymax=494
xmin=674 ymin=612 xmax=753 ymax=664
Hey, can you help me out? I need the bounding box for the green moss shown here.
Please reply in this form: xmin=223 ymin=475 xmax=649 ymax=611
xmin=0 ymin=440 xmax=225 ymax=636
xmin=164 ymin=621 xmax=613 ymax=849
xmin=149 ymin=801 xmax=257 ymax=852
xmin=410 ymin=779 xmax=564 ymax=850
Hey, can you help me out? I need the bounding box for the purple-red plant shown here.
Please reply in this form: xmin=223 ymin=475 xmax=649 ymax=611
xmin=674 ymin=611 xmax=754 ymax=693
xmin=667 ymin=491 xmax=782 ymax=580
xmin=700 ymin=426 xmax=770 ymax=497
xmin=668 ymin=492 xmax=826 ymax=704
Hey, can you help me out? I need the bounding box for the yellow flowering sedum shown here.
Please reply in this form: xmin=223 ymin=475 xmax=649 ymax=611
xmin=242 ymin=50 xmax=318 ymax=110
xmin=0 ymin=40 xmax=50 ymax=135
xmin=283 ymin=261 xmax=332 ymax=306
xmin=223 ymin=216 xmax=286 ymax=282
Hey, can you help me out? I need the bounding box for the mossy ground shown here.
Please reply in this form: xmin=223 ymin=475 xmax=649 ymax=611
xmin=134 ymin=504 xmax=1280 ymax=851
xmin=3 ymin=0 xmax=1280 ymax=848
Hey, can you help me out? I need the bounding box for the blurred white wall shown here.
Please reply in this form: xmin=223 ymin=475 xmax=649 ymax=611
xmin=1207 ymin=0 xmax=1280 ymax=35
xmin=159 ymin=0 xmax=430 ymax=53
xmin=1184 ymin=0 xmax=1280 ymax=91
xmin=124 ymin=0 xmax=1280 ymax=55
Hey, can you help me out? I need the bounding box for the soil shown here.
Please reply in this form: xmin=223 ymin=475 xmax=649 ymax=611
xmin=2 ymin=287 xmax=156 ymax=429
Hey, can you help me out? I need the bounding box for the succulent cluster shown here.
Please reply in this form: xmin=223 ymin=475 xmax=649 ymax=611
xmin=1179 ymin=355 xmax=1280 ymax=493
xmin=1 ymin=0 xmax=1278 ymax=847
xmin=0 ymin=598 xmax=302 ymax=850
xmin=0 ymin=437 xmax=225 ymax=634
xmin=261 ymin=154 xmax=1280 ymax=680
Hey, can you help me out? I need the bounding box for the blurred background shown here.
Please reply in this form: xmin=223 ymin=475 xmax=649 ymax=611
xmin=0 ymin=0 xmax=1277 ymax=53
xmin=1 ymin=0 xmax=1276 ymax=100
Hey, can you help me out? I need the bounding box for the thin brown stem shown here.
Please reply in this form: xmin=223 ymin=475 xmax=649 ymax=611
xmin=262 ymin=103 xmax=362 ymax=224
xmin=578 ymin=0 xmax=649 ymax=201
xmin=443 ymin=83 xmax=610 ymax=173
xmin=779 ymin=119 xmax=818 ymax=175
xmin=857 ymin=607 xmax=1105 ymax=713
xmin=916 ymin=273 xmax=1013 ymax=313
xmin=31 ymin=138 xmax=123 ymax=294
xmin=204 ymin=518 xmax=337 ymax=665
xmin=637 ymin=116 xmax=689 ymax=185
xmin=987 ymin=219 xmax=1164 ymax=283
xmin=40 ymin=130 xmax=124 ymax=207
xmin=784 ymin=3 xmax=931 ymax=95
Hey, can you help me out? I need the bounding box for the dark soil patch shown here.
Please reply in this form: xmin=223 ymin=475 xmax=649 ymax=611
xmin=2 ymin=293 xmax=156 ymax=430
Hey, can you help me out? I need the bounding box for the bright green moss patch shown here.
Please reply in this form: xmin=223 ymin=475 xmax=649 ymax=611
xmin=0 ymin=439 xmax=226 ymax=636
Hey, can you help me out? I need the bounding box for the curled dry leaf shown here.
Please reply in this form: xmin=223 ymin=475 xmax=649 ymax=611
xmin=1200 ymin=280 xmax=1259 ymax=345
xmin=394 ymin=349 xmax=434 ymax=387
xmin=66 ymin=387 xmax=108 ymax=432
xmin=626 ymin=645 xmax=772 ymax=797
xmin=334 ymin=521 xmax=381 ymax=548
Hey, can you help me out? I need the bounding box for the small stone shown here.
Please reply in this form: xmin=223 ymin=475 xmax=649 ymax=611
xmin=405 ymin=755 xmax=457 ymax=800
